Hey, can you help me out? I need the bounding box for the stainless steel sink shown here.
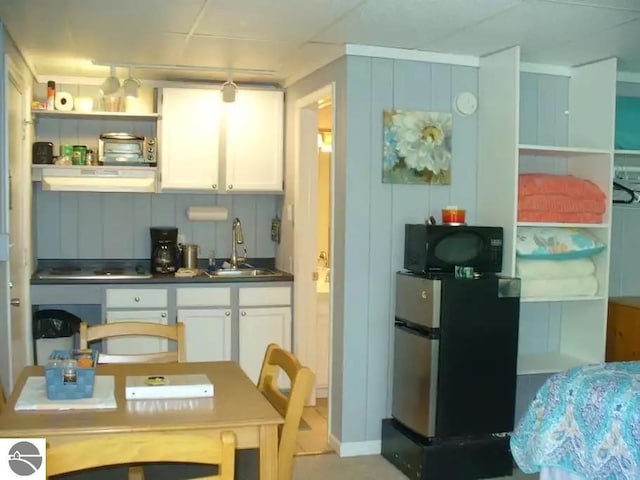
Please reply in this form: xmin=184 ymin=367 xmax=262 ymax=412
xmin=208 ymin=268 xmax=282 ymax=277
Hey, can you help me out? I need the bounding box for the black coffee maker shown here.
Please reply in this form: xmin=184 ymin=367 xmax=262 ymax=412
xmin=150 ymin=227 xmax=179 ymax=274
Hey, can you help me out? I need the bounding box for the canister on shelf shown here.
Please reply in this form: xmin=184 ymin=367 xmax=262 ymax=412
xmin=86 ymin=149 xmax=96 ymax=166
xmin=72 ymin=145 xmax=87 ymax=165
xmin=60 ymin=144 xmax=73 ymax=157
xmin=47 ymin=81 xmax=56 ymax=111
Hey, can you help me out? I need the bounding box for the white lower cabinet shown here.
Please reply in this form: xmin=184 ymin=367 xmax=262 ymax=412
xmin=179 ymin=308 xmax=232 ymax=362
xmin=176 ymin=287 xmax=232 ymax=362
xmin=105 ymin=309 xmax=169 ymax=355
xmin=239 ymin=307 xmax=292 ymax=387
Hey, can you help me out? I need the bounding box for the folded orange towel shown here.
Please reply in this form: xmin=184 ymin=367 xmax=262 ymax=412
xmin=519 ymin=194 xmax=606 ymax=214
xmin=519 ymin=174 xmax=605 ymax=199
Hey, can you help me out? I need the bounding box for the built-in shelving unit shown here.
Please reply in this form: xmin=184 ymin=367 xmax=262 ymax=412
xmin=519 ymin=145 xmax=611 ymax=156
xmin=31 ymin=109 xmax=159 ymax=120
xmin=31 ymin=107 xmax=158 ymax=188
xmin=477 ymin=46 xmax=616 ymax=377
xmin=518 ymin=353 xmax=588 ymax=376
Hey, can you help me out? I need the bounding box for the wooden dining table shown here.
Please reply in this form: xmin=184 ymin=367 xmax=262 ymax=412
xmin=0 ymin=361 xmax=283 ymax=480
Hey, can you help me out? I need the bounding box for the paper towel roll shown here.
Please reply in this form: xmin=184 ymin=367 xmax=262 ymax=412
xmin=187 ymin=206 xmax=229 ymax=221
xmin=55 ymin=92 xmax=74 ymax=111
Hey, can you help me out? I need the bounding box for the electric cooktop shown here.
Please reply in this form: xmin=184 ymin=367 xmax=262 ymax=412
xmin=36 ymin=264 xmax=152 ymax=280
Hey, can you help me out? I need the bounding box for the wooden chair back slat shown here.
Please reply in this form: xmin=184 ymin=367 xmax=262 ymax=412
xmin=47 ymin=431 xmax=236 ymax=480
xmin=79 ymin=321 xmax=185 ymax=364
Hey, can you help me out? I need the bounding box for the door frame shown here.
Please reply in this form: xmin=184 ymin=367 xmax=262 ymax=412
xmin=2 ymin=54 xmax=34 ymax=391
xmin=292 ymin=83 xmax=335 ymax=411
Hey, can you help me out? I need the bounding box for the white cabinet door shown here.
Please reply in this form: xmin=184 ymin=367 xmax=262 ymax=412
xmin=160 ymin=88 xmax=222 ymax=191
xmin=225 ymin=90 xmax=284 ymax=192
xmin=179 ymin=308 xmax=232 ymax=362
xmin=105 ymin=310 xmax=169 ymax=355
xmin=238 ymin=307 xmax=291 ymax=386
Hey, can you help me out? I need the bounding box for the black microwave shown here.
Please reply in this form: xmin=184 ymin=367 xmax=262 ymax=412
xmin=404 ymin=224 xmax=503 ymax=274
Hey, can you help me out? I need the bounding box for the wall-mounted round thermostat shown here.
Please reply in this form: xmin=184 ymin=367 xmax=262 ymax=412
xmin=454 ymin=92 xmax=477 ymax=116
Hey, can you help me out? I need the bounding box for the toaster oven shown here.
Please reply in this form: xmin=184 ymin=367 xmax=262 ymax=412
xmin=98 ymin=133 xmax=156 ymax=166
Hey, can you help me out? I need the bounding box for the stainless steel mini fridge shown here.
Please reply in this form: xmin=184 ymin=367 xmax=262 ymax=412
xmin=392 ymin=272 xmax=521 ymax=440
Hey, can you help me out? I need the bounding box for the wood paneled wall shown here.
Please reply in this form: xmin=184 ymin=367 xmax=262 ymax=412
xmin=340 ymin=56 xmax=480 ymax=442
xmin=34 ymin=184 xmax=278 ymax=260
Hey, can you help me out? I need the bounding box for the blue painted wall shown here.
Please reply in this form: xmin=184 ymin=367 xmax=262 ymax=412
xmin=34 ymin=185 xmax=278 ymax=261
xmin=340 ymin=55 xmax=479 ymax=443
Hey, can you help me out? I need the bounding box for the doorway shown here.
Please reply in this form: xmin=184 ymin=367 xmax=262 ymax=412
xmin=292 ymin=83 xmax=335 ymax=454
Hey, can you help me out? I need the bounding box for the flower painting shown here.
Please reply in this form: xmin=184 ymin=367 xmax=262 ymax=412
xmin=383 ymin=109 xmax=452 ymax=184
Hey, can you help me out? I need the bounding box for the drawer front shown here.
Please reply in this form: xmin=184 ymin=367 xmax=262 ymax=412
xmin=239 ymin=286 xmax=291 ymax=306
xmin=176 ymin=287 xmax=231 ymax=307
xmin=106 ymin=288 xmax=168 ymax=309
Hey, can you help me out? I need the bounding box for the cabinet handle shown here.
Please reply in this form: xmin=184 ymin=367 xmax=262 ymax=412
xmin=241 ymin=311 xmax=246 ymax=316
xmin=212 ymin=184 xmax=217 ymax=189
xmin=134 ymin=296 xmax=141 ymax=302
xmin=161 ymin=312 xmax=167 ymax=318
xmin=421 ymin=291 xmax=428 ymax=299
xmin=225 ymin=311 xmax=231 ymax=316
xmin=228 ymin=184 xmax=233 ymax=190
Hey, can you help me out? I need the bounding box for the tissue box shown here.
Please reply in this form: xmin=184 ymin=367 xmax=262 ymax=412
xmin=44 ymin=349 xmax=98 ymax=400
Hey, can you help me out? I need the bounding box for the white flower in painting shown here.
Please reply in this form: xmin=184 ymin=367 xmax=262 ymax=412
xmin=391 ymin=111 xmax=452 ymax=174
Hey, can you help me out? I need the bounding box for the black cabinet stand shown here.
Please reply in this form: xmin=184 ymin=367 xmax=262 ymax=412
xmin=381 ymin=418 xmax=513 ymax=480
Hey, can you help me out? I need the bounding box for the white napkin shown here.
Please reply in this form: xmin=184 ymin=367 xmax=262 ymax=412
xmin=15 ymin=376 xmax=117 ymax=411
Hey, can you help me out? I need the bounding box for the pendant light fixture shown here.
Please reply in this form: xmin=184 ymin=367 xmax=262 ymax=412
xmin=100 ymin=66 xmax=120 ymax=96
xmin=123 ymin=67 xmax=141 ymax=99
xmin=221 ymin=71 xmax=237 ymax=103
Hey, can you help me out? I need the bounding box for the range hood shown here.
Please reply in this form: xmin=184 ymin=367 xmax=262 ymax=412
xmin=33 ymin=166 xmax=157 ymax=193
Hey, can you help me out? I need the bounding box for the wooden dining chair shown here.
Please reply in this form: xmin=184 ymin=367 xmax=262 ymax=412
xmin=79 ymin=321 xmax=186 ymax=364
xmin=80 ymin=321 xmax=186 ymax=480
xmin=46 ymin=431 xmax=236 ymax=480
xmin=257 ymin=343 xmax=315 ymax=480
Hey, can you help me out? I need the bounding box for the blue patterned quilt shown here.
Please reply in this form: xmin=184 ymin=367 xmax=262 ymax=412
xmin=511 ymin=362 xmax=640 ymax=479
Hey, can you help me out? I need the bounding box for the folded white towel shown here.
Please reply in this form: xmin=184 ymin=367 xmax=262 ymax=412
xmin=516 ymin=257 xmax=595 ymax=279
xmin=521 ymin=275 xmax=598 ymax=298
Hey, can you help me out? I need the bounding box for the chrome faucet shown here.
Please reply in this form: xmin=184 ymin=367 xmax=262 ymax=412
xmin=230 ymin=217 xmax=247 ymax=269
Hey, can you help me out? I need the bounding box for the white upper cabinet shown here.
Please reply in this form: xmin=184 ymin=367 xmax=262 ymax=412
xmin=159 ymin=87 xmax=283 ymax=193
xmin=159 ymin=88 xmax=222 ymax=191
xmin=225 ymin=90 xmax=284 ymax=192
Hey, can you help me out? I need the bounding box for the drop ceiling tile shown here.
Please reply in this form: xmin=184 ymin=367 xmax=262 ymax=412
xmin=180 ymin=35 xmax=292 ymax=71
xmin=541 ymin=0 xmax=640 ymax=12
xmin=276 ymin=42 xmax=345 ymax=83
xmin=427 ymin=1 xmax=637 ymax=57
xmin=524 ymin=17 xmax=640 ymax=66
xmin=0 ymin=0 xmax=74 ymax=51
xmin=193 ymin=0 xmax=364 ymax=42
xmin=63 ymin=0 xmax=206 ymax=34
xmin=66 ymin=26 xmax=185 ymax=65
xmin=313 ymin=0 xmax=522 ymax=48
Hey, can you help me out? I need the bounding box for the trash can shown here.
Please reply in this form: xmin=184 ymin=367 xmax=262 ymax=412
xmin=32 ymin=309 xmax=82 ymax=365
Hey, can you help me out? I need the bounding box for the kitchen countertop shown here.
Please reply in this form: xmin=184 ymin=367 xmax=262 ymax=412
xmin=31 ymin=258 xmax=293 ymax=285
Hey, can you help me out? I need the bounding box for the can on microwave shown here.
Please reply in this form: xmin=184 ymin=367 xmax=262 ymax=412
xmin=72 ymin=145 xmax=87 ymax=165
xmin=60 ymin=144 xmax=73 ymax=157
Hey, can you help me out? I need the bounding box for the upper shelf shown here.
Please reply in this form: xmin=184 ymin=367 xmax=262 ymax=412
xmin=614 ymin=149 xmax=640 ymax=157
xmin=31 ymin=110 xmax=159 ymax=120
xmin=519 ymin=144 xmax=611 ymax=156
